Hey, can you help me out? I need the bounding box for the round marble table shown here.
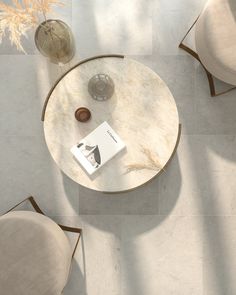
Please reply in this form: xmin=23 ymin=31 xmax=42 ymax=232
xmin=44 ymin=56 xmax=179 ymax=193
xmin=195 ymin=0 xmax=236 ymax=86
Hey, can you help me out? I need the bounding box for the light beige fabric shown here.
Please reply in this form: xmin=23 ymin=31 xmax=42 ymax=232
xmin=0 ymin=211 xmax=72 ymax=295
xmin=195 ymin=0 xmax=236 ymax=85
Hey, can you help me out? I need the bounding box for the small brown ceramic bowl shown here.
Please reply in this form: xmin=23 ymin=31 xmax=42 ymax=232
xmin=74 ymin=107 xmax=91 ymax=122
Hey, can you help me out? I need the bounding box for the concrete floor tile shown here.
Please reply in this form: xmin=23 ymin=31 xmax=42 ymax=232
xmin=203 ymin=216 xmax=236 ymax=295
xmin=0 ymin=136 xmax=79 ymax=216
xmin=159 ymin=135 xmax=236 ymax=216
xmin=121 ymin=215 xmax=203 ymax=295
xmin=78 ymin=176 xmax=160 ymax=215
xmin=62 ymin=215 xmax=122 ymax=295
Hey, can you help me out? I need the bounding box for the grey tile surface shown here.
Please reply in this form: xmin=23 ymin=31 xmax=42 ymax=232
xmin=159 ymin=135 xmax=236 ymax=216
xmin=1 ymin=0 xmax=236 ymax=294
xmin=121 ymin=215 xmax=203 ymax=295
xmin=78 ymin=176 xmax=160 ymax=215
xmin=72 ymin=0 xmax=153 ymax=56
xmin=0 ymin=135 xmax=79 ymax=216
xmin=202 ymin=217 xmax=236 ymax=295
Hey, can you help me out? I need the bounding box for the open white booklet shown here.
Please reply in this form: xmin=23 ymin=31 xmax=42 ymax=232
xmin=71 ymin=121 xmax=126 ymax=175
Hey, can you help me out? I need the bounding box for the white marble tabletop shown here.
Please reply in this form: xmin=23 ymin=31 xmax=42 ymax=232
xmin=44 ymin=56 xmax=179 ymax=192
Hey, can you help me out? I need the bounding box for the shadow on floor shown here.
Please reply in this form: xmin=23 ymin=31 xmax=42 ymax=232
xmin=63 ymin=234 xmax=88 ymax=295
xmin=63 ymin=153 xmax=181 ymax=231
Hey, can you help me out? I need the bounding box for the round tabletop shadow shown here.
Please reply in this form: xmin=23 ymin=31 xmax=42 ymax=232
xmin=62 ymin=155 xmax=182 ymax=236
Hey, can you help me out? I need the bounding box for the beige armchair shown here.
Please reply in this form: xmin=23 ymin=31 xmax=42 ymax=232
xmin=0 ymin=196 xmax=82 ymax=295
xmin=179 ymin=0 xmax=236 ymax=97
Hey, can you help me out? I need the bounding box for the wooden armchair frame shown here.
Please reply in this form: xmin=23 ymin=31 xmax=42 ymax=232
xmin=4 ymin=196 xmax=82 ymax=258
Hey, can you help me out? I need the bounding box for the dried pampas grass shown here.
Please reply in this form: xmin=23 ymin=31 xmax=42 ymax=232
xmin=0 ymin=0 xmax=63 ymax=52
xmin=125 ymin=146 xmax=164 ymax=173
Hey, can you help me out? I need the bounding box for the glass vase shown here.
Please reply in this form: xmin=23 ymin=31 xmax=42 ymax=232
xmin=35 ymin=19 xmax=75 ymax=65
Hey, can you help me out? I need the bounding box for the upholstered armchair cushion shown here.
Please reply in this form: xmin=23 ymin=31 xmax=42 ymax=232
xmin=0 ymin=211 xmax=72 ymax=295
xmin=195 ymin=0 xmax=236 ymax=85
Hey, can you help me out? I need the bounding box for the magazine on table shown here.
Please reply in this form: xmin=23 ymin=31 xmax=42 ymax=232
xmin=71 ymin=121 xmax=126 ymax=175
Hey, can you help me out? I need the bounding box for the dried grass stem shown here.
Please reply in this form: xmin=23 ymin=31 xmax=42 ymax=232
xmin=0 ymin=0 xmax=64 ymax=52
